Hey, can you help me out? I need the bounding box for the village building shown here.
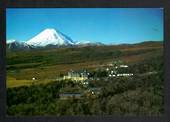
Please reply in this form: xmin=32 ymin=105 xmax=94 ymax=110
xmin=106 ymin=61 xmax=134 ymax=77
xmin=119 ymin=65 xmax=128 ymax=68
xmin=32 ymin=77 xmax=36 ymax=80
xmin=117 ymin=73 xmax=133 ymax=77
xmin=59 ymin=93 xmax=82 ymax=100
xmin=63 ymin=70 xmax=88 ymax=82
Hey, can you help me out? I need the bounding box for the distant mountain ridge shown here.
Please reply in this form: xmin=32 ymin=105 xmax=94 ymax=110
xmin=7 ymin=28 xmax=105 ymax=50
xmin=6 ymin=28 xmax=162 ymax=51
xmin=6 ymin=40 xmax=33 ymax=50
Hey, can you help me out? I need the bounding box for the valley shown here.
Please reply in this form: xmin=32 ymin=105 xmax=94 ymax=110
xmin=7 ymin=41 xmax=163 ymax=87
xmin=6 ymin=41 xmax=164 ymax=116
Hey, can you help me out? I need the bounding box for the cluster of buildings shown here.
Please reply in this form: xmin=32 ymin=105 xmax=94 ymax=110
xmin=63 ymin=69 xmax=89 ymax=82
xmin=59 ymin=61 xmax=134 ymax=100
xmin=63 ymin=61 xmax=134 ymax=82
xmin=106 ymin=61 xmax=133 ymax=77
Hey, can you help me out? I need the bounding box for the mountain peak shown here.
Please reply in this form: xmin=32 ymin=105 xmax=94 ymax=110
xmin=26 ymin=28 xmax=75 ymax=47
xmin=42 ymin=28 xmax=58 ymax=34
xmin=7 ymin=28 xmax=104 ymax=49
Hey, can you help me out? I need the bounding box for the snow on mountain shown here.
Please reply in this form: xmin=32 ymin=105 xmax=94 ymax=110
xmin=7 ymin=28 xmax=105 ymax=50
xmin=75 ymin=41 xmax=91 ymax=45
xmin=7 ymin=40 xmax=32 ymax=50
xmin=7 ymin=39 xmax=16 ymax=43
xmin=75 ymin=41 xmax=104 ymax=46
xmin=26 ymin=28 xmax=75 ymax=47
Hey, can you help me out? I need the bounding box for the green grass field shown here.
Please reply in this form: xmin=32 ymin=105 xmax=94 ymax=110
xmin=7 ymin=77 xmax=57 ymax=88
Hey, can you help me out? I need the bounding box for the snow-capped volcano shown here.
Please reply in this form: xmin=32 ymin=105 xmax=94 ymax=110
xmin=26 ymin=28 xmax=75 ymax=47
xmin=7 ymin=28 xmax=105 ymax=50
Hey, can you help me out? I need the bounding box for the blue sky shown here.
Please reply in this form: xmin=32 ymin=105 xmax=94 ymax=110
xmin=6 ymin=8 xmax=163 ymax=44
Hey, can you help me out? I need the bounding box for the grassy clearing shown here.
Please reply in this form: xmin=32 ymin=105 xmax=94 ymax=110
xmin=7 ymin=76 xmax=56 ymax=88
xmin=7 ymin=77 xmax=34 ymax=88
